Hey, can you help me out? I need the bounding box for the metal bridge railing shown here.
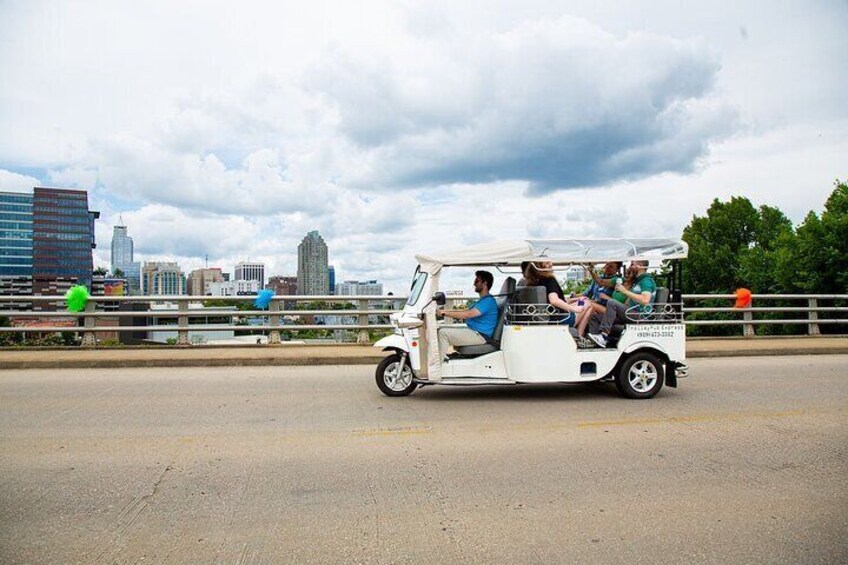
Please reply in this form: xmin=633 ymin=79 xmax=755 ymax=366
xmin=0 ymin=293 xmax=845 ymax=346
xmin=682 ymin=294 xmax=848 ymax=337
xmin=0 ymin=295 xmax=404 ymax=346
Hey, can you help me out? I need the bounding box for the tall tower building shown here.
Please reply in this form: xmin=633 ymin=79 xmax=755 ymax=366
xmin=235 ymin=261 xmax=265 ymax=286
xmin=297 ymin=230 xmax=328 ymax=295
xmin=328 ymin=265 xmax=335 ymax=295
xmin=110 ymin=218 xmax=141 ymax=294
xmin=32 ymin=187 xmax=99 ymax=293
xmin=111 ymin=219 xmax=134 ymax=272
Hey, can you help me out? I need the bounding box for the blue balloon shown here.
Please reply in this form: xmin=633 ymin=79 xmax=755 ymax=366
xmin=254 ymin=289 xmax=275 ymax=309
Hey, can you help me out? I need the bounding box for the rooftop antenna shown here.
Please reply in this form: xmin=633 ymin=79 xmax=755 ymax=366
xmin=205 ymin=254 xmax=208 ymax=269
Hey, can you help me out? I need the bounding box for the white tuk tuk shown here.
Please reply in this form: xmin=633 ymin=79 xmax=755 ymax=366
xmin=374 ymin=239 xmax=690 ymax=399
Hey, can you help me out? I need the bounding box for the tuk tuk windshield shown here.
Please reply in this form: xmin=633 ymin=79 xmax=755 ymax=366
xmin=406 ymin=270 xmax=428 ymax=307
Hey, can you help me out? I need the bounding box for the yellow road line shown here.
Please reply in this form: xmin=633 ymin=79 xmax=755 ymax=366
xmin=576 ymin=410 xmax=806 ymax=428
xmin=351 ymin=427 xmax=432 ymax=437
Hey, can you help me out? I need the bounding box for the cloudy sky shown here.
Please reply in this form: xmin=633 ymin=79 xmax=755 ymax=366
xmin=1 ymin=0 xmax=846 ymax=292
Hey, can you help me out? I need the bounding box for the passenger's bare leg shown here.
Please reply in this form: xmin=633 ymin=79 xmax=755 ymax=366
xmin=575 ymin=307 xmax=591 ymax=336
xmin=573 ymin=304 xmax=591 ymax=336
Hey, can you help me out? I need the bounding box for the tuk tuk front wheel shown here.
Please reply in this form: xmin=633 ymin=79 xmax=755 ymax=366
xmin=616 ymin=351 xmax=665 ymax=399
xmin=376 ymin=353 xmax=417 ymax=397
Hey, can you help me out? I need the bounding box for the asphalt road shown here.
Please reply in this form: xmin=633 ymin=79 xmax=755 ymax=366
xmin=1 ymin=356 xmax=846 ymax=564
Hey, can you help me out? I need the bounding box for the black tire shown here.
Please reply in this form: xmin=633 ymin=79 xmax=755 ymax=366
xmin=615 ymin=351 xmax=665 ymax=399
xmin=375 ymin=353 xmax=417 ymax=397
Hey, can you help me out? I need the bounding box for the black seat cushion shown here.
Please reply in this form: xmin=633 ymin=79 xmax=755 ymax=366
xmin=454 ymin=343 xmax=499 ymax=356
xmin=606 ymin=324 xmax=625 ymax=347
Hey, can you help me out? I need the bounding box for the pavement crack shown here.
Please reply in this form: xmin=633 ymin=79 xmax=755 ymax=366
xmin=141 ymin=464 xmax=173 ymax=502
xmin=92 ymin=463 xmax=173 ymax=564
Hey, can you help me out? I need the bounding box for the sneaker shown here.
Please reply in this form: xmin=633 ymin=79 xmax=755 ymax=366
xmin=575 ymin=336 xmax=594 ymax=349
xmin=588 ymin=333 xmax=608 ymax=348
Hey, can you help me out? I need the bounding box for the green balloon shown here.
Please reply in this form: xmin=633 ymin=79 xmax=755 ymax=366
xmin=66 ymin=285 xmax=90 ymax=312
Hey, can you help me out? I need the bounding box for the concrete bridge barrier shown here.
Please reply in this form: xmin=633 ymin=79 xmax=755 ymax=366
xmin=0 ymin=336 xmax=846 ymax=370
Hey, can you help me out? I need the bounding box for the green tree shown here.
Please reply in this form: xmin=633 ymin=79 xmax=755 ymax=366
xmin=738 ymin=204 xmax=794 ymax=293
xmin=820 ymin=180 xmax=848 ymax=293
xmin=202 ymin=298 xmax=253 ymax=311
xmin=776 ymin=180 xmax=848 ymax=294
xmin=681 ymin=181 xmax=847 ymax=336
xmin=681 ymin=196 xmax=761 ymax=293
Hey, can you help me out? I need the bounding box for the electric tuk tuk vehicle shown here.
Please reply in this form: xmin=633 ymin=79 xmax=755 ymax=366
xmin=374 ymin=239 xmax=689 ymax=399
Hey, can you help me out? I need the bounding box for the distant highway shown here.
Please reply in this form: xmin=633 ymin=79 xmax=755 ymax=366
xmin=1 ymin=356 xmax=846 ymax=564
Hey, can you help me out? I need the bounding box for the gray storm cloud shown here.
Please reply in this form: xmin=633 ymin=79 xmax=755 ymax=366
xmin=310 ymin=16 xmax=737 ymax=193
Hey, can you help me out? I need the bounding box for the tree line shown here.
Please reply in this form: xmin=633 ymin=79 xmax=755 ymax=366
xmin=679 ymin=180 xmax=846 ymax=335
xmin=681 ymin=180 xmax=846 ymax=295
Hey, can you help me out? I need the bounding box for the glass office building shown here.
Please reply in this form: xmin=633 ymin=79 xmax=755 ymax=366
xmin=0 ymin=191 xmax=34 ymax=277
xmin=110 ymin=221 xmax=141 ymax=294
xmin=111 ymin=223 xmax=134 ymax=272
xmin=32 ymin=187 xmax=99 ymax=290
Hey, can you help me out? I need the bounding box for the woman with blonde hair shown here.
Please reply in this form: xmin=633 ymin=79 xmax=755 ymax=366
xmin=522 ymin=261 xmax=585 ymax=324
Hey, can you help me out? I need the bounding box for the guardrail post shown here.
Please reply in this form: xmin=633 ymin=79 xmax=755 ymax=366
xmin=808 ymin=298 xmax=820 ymax=335
xmin=742 ymin=309 xmax=755 ymax=337
xmin=268 ymin=299 xmax=281 ymax=345
xmin=81 ymin=300 xmax=97 ymax=347
xmin=177 ymin=299 xmax=190 ymax=346
xmin=357 ymin=298 xmax=370 ymax=344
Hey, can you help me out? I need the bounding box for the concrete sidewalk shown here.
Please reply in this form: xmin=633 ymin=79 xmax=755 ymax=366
xmin=0 ymin=336 xmax=846 ymax=370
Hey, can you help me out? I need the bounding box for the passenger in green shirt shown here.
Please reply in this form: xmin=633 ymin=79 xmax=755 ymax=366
xmin=588 ymin=260 xmax=657 ymax=348
xmin=624 ymin=271 xmax=657 ymax=313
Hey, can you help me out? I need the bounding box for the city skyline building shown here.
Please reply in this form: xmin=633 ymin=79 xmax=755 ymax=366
xmin=268 ymin=275 xmax=297 ymax=296
xmin=32 ymin=187 xmax=99 ymax=292
xmin=563 ymin=266 xmax=588 ymax=282
xmin=328 ymin=265 xmax=335 ymax=295
xmin=297 ymin=230 xmax=328 ymax=296
xmin=207 ymin=279 xmax=259 ymax=296
xmin=0 ymin=191 xmax=33 ymax=309
xmin=0 ymin=191 xmax=33 ymax=278
xmin=141 ymin=261 xmax=186 ymax=295
xmin=109 ymin=218 xmax=141 ymax=294
xmin=235 ymin=261 xmax=265 ymax=287
xmin=121 ymin=262 xmax=142 ymax=295
xmin=1 ymin=187 xmax=99 ymax=309
xmin=187 ymin=267 xmax=224 ymax=295
xmin=110 ymin=220 xmax=133 ymax=273
xmin=335 ymin=279 xmax=384 ymax=296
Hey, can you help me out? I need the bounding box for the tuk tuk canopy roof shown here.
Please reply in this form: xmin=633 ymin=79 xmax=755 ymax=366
xmin=415 ymin=239 xmax=688 ymax=275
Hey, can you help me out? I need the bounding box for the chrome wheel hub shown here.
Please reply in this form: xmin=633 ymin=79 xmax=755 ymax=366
xmin=383 ymin=361 xmax=413 ymax=392
xmin=629 ymin=360 xmax=658 ymax=393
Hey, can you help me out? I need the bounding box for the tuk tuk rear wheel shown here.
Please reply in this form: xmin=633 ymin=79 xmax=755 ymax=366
xmin=376 ymin=353 xmax=416 ymax=397
xmin=616 ymin=351 xmax=665 ymax=399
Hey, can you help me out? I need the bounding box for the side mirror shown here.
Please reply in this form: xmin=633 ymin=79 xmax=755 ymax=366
xmin=433 ymin=292 xmax=446 ymax=306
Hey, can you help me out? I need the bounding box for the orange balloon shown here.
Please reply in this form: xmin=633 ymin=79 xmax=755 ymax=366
xmin=734 ymin=288 xmax=752 ymax=308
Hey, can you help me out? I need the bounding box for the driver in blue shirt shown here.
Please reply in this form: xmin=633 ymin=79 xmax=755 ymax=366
xmin=437 ymin=270 xmax=498 ymax=359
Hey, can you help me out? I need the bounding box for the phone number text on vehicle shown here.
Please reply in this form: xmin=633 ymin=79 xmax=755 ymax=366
xmin=633 ymin=325 xmax=684 ymax=339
